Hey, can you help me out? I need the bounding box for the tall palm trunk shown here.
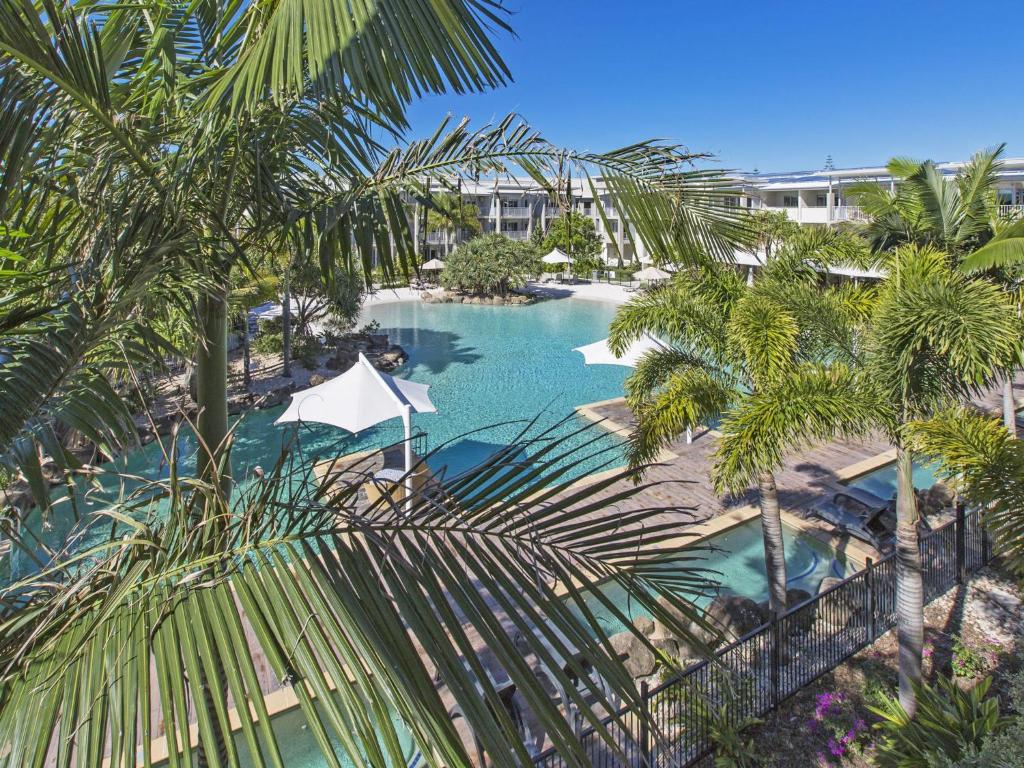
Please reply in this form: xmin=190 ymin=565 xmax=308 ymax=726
xmin=241 ymin=311 xmax=252 ymax=390
xmin=195 ymin=289 xmax=231 ymax=500
xmin=194 ymin=288 xmax=233 ymax=768
xmin=757 ymin=472 xmax=788 ymax=614
xmin=1003 ymin=374 xmax=1016 ymax=437
xmin=894 ymin=444 xmax=923 ymax=716
xmin=282 ymin=270 xmax=292 ymax=378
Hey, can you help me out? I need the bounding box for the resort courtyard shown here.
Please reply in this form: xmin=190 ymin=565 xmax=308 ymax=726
xmin=4 ymin=2 xmax=1024 ymax=767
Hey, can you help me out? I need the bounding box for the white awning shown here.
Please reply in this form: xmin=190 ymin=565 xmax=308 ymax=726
xmin=634 ymin=266 xmax=670 ymax=281
xmin=421 ymin=258 xmax=446 ymax=271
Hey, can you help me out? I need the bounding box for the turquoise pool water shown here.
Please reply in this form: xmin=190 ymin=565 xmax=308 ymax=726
xmin=843 ymin=460 xmax=942 ymax=500
xmin=570 ymin=519 xmax=848 ymax=638
xmin=160 ymin=700 xmax=420 ymax=768
xmin=15 ymin=298 xmax=631 ymax=576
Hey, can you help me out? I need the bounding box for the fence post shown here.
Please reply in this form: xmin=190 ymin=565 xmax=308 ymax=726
xmin=981 ymin=513 xmax=990 ymax=565
xmin=639 ymin=680 xmax=651 ymax=766
xmin=769 ymin=609 xmax=781 ymax=710
xmin=955 ymin=502 xmax=966 ymax=584
xmin=865 ymin=558 xmax=876 ymax=642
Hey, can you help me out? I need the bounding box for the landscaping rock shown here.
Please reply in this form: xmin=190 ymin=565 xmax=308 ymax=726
xmin=703 ymin=595 xmax=767 ymax=641
xmin=609 ymin=631 xmax=656 ymax=679
xmin=308 ymin=374 xmax=328 ymax=387
xmin=632 ymin=616 xmax=655 ymax=636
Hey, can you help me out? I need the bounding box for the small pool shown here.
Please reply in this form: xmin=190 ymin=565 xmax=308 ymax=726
xmin=843 ymin=459 xmax=942 ymax=500
xmin=569 ymin=518 xmax=848 ymax=638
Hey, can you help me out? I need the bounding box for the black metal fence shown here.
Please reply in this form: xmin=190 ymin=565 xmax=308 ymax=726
xmin=533 ymin=507 xmax=989 ymax=768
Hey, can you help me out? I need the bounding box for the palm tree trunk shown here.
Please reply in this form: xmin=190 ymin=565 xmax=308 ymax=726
xmin=195 ymin=289 xmax=231 ymax=501
xmin=757 ymin=472 xmax=788 ymax=614
xmin=241 ymin=312 xmax=251 ymax=390
xmin=1003 ymin=373 xmax=1016 ymax=437
xmin=282 ymin=270 xmax=292 ymax=378
xmin=194 ymin=290 xmax=233 ymax=768
xmin=894 ymin=444 xmax=923 ymax=717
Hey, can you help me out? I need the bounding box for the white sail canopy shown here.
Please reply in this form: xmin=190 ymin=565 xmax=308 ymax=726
xmin=421 ymin=258 xmax=446 ymax=271
xmin=573 ymin=335 xmax=662 ymax=368
xmin=275 ymin=354 xmax=435 ymax=434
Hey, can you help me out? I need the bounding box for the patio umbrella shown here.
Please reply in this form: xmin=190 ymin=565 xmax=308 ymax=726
xmin=275 ymin=353 xmax=437 ymax=507
xmin=541 ymin=248 xmax=573 ymax=265
xmin=573 ymin=334 xmax=692 ymax=444
xmin=573 ymin=334 xmax=662 ymax=368
xmin=421 ymin=258 xmax=445 ymax=271
xmin=634 ymin=266 xmax=671 ymax=282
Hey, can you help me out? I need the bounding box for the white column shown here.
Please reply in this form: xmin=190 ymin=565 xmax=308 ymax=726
xmin=827 ymin=178 xmax=834 ymax=224
xmin=402 ymin=404 xmax=413 ymax=514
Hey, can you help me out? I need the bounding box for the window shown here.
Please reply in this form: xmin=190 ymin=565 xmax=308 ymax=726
xmin=583 ymin=200 xmax=592 ymax=211
xmin=998 ymin=190 xmax=1014 ymax=206
xmin=501 ymin=199 xmax=519 ymax=208
xmin=724 ymin=196 xmax=740 ymax=208
xmin=783 ymin=195 xmax=799 ymax=207
xmin=502 ymin=221 xmax=519 ymax=231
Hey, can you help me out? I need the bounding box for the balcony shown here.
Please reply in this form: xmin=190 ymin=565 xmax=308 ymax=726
xmin=500 ymin=229 xmax=529 ymax=240
xmin=498 ymin=206 xmax=533 ymax=218
xmin=999 ymin=205 xmax=1024 ymax=220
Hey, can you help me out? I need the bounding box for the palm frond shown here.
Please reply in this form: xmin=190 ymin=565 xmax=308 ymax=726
xmin=909 ymin=407 xmax=1024 ymax=573
xmin=0 ymin=424 xmax=718 ymax=767
xmin=713 ymin=363 xmax=877 ymax=493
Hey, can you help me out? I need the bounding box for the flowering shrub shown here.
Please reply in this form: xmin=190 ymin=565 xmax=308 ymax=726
xmin=809 ymin=691 xmax=872 ymax=765
xmin=952 ymin=635 xmax=1002 ymax=679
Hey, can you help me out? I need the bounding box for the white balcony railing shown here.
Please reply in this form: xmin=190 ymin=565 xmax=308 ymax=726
xmin=499 ymin=206 xmax=532 ymax=218
xmin=832 ymin=205 xmax=868 ymax=222
xmin=999 ymin=205 xmax=1024 ymax=220
xmin=501 ymin=230 xmax=529 ymax=240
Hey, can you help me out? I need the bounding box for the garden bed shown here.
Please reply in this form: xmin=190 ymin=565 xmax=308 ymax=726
xmin=731 ymin=566 xmax=1023 ymax=767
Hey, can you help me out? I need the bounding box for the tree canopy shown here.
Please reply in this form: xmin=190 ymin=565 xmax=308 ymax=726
xmin=439 ymin=233 xmax=540 ymax=295
xmin=539 ymin=211 xmax=604 ymax=268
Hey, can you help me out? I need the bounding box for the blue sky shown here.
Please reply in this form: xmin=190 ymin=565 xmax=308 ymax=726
xmin=403 ymin=0 xmax=1024 ymax=172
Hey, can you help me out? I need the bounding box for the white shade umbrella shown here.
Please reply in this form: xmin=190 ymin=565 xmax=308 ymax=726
xmin=276 ymin=354 xmax=436 ymax=507
xmin=421 ymin=258 xmax=445 ymax=271
xmin=574 ymin=334 xmax=693 ymax=444
xmin=573 ymin=334 xmax=662 ymax=368
xmin=541 ymin=248 xmax=572 ymax=265
xmin=634 ymin=266 xmax=671 ymax=281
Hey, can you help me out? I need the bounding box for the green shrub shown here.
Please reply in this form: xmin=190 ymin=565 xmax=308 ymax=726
xmin=440 ymin=233 xmax=540 ymax=295
xmin=951 ymin=635 xmax=1001 ymax=679
xmin=870 ymin=675 xmax=1010 ymax=768
xmin=292 ymin=334 xmax=323 ymax=369
xmin=253 ymin=330 xmax=283 ymax=355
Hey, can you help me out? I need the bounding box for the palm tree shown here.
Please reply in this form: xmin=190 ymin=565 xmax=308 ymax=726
xmin=721 ymin=245 xmax=1019 ymax=716
xmin=425 ymin=192 xmax=483 ymax=255
xmin=850 ymin=145 xmax=1024 ymax=433
xmin=608 ymin=254 xmax=858 ymax=615
xmin=910 ymin=406 xmax=1024 ymax=574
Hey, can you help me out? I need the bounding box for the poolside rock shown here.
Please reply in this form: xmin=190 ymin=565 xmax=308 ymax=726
xmin=308 ymin=374 xmax=328 ymax=387
xmin=703 ymin=595 xmax=766 ymax=641
xmin=817 ymin=576 xmax=861 ymax=629
xmin=925 ymin=483 xmax=955 ymax=514
xmin=609 ymin=631 xmax=656 ymax=679
xmin=632 ymin=616 xmax=655 ymax=636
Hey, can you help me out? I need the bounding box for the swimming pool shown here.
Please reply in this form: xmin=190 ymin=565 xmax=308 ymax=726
xmin=843 ymin=459 xmax=942 ymax=500
xmin=16 ymin=298 xmax=632 ymax=576
xmin=569 ymin=518 xmax=848 ymax=638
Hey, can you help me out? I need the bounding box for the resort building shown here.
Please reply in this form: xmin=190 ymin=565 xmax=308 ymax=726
xmin=410 ymin=156 xmax=1024 ymax=279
